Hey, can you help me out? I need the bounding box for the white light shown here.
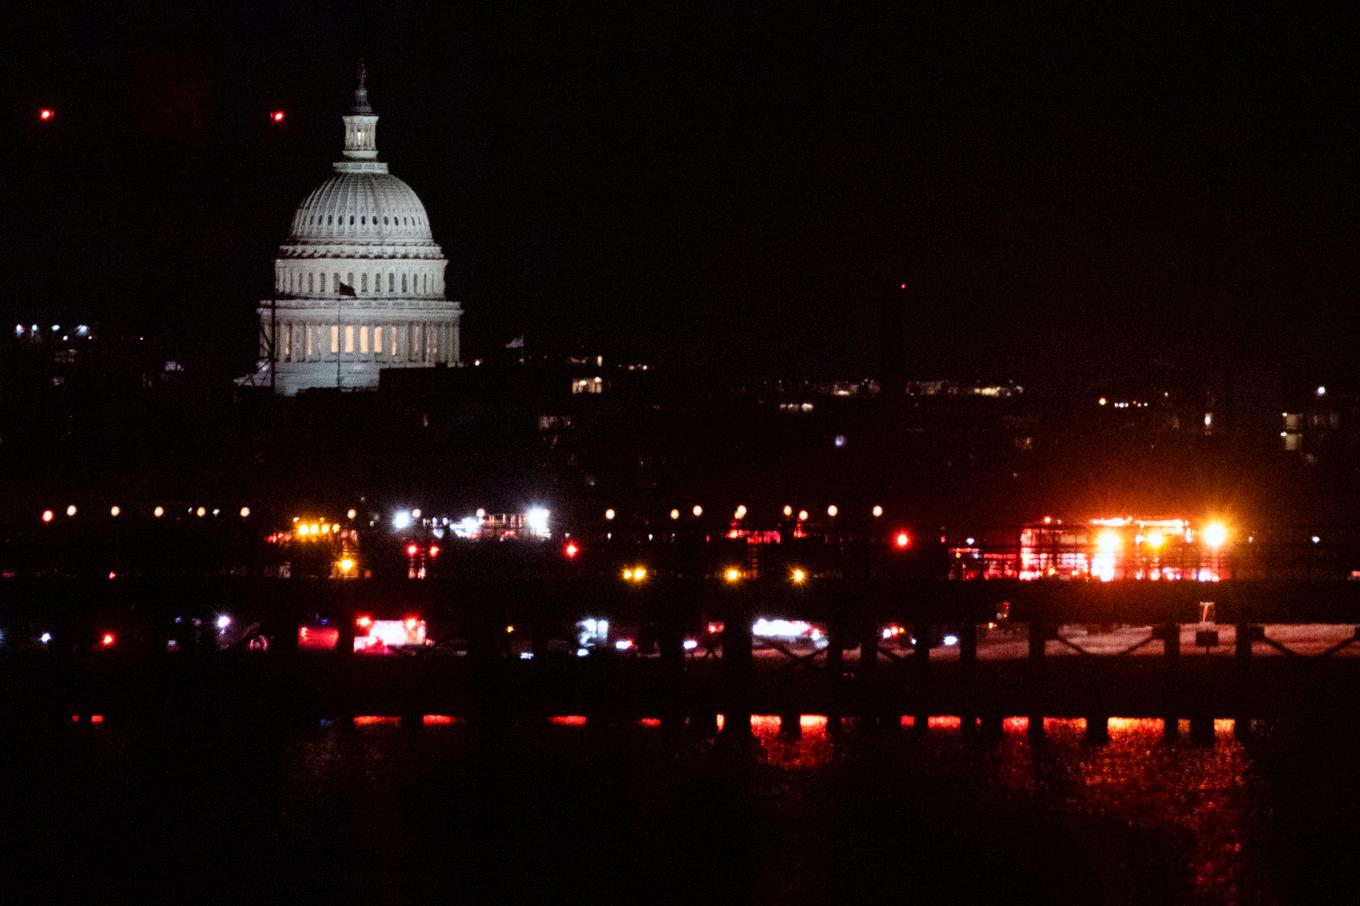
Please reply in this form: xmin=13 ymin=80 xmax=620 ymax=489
xmin=691 ymin=504 xmax=703 ymax=518
xmin=216 ymin=615 xmax=232 ymax=631
xmin=1312 ymin=535 xmax=1321 ymax=544
xmin=411 ymin=508 xmax=422 ymax=519
xmin=734 ymin=505 xmax=747 ymax=520
xmin=476 ymin=508 xmax=486 ymax=519
xmin=239 ymin=506 xmax=251 ymax=518
xmin=1317 ymin=385 xmax=1327 ymax=397
xmin=392 ymin=511 xmax=412 ymax=530
xmin=526 ymin=506 xmax=551 ymax=537
xmin=576 ymin=648 xmax=590 ymax=657
xmin=753 ymin=618 xmax=813 ymax=640
xmin=109 ymin=505 xmax=121 ymax=517
xmin=39 ymin=632 xmax=52 ymax=644
xmin=872 ymin=505 xmax=883 ymax=518
xmin=346 ymin=508 xmax=357 ymax=520
xmin=66 ymin=504 xmax=78 ymax=517
xmin=614 ymin=639 xmax=634 ymax=651
xmin=682 ymin=639 xmax=699 ymax=651
xmin=153 ymin=506 xmax=165 ymax=518
xmin=519 ymin=651 xmax=535 ymax=661
xmin=943 ymin=634 xmax=959 ymax=647
xmin=604 ymin=508 xmax=616 ymax=521
xmin=454 ymin=516 xmax=482 ymax=538
xmin=827 ymin=504 xmax=839 ymax=517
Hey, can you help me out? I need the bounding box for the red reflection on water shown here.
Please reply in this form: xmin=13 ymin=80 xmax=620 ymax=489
xmin=422 ymin=715 xmax=458 ymax=726
xmin=353 ymin=715 xmax=400 ymax=727
xmin=929 ymin=716 xmax=962 ymax=730
xmin=639 ymin=717 xmax=661 ymax=728
xmin=548 ymin=715 xmax=587 ymax=727
xmin=89 ymin=714 xmax=104 ymax=725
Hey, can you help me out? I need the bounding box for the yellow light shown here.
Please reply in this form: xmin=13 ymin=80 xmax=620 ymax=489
xmin=1098 ymin=397 xmax=1107 ymax=406
xmin=723 ymin=567 xmax=742 ymax=584
xmin=346 ymin=508 xmax=357 ymax=520
xmin=692 ymin=504 xmax=703 ymax=518
xmin=297 ymin=524 xmax=309 ymax=537
xmin=782 ymin=505 xmax=793 ymax=517
xmin=790 ymin=568 xmax=807 ymax=585
xmin=734 ymin=505 xmax=747 ymax=519
xmin=332 ymin=523 xmax=341 ymax=534
xmin=1202 ymin=522 xmax=1229 ymax=550
xmin=621 ymin=568 xmax=634 ymax=581
xmin=239 ymin=506 xmax=251 ymax=518
xmin=475 ymin=508 xmax=486 ymax=519
xmin=826 ymin=504 xmax=838 ymax=517
xmin=797 ymin=509 xmax=809 ymax=522
xmin=1095 ymin=529 xmax=1121 ymax=552
xmin=411 ymin=508 xmax=422 ymax=519
xmin=109 ymin=505 xmax=121 ymax=517
xmin=633 ymin=566 xmax=647 ymax=581
xmin=1145 ymin=530 xmax=1166 ymax=550
xmin=153 ymin=506 xmax=165 ymax=518
xmin=505 ymin=624 xmax=515 ymax=634
xmin=195 ymin=506 xmax=206 ymax=518
xmin=320 ymin=523 xmax=331 ymax=534
xmin=338 ymin=557 xmax=355 ymax=574
xmin=670 ymin=509 xmax=680 ymax=520
xmin=605 ymin=508 xmax=616 ymax=520
xmin=872 ymin=505 xmax=883 ymax=518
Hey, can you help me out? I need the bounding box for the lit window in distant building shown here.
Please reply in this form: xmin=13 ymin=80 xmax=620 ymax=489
xmin=331 ymin=325 xmax=339 ymax=354
xmin=572 ymin=377 xmax=605 ymax=395
xmin=360 ymin=326 xmax=369 ymax=354
xmin=374 ymin=327 xmax=383 ymax=357
xmin=345 ymin=325 xmax=355 ymax=353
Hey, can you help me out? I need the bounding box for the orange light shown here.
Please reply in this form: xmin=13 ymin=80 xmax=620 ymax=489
xmin=790 ymin=567 xmax=808 ymax=585
xmin=723 ymin=567 xmax=742 ymax=583
xmin=100 ymin=632 xmax=116 ymax=648
xmin=38 ymin=108 xmax=54 ymax=121
xmin=270 ymin=109 xmax=285 ymax=123
xmin=356 ymin=615 xmax=373 ymax=629
xmin=895 ymin=531 xmax=911 ymax=549
xmin=563 ymin=541 xmax=580 ymax=559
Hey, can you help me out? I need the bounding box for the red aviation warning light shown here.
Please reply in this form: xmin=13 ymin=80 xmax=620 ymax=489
xmin=269 ymin=110 xmax=286 ymax=123
xmin=428 ymin=544 xmax=441 ymax=559
xmin=894 ymin=531 xmax=912 ymax=550
xmin=405 ymin=543 xmax=420 ymax=557
xmin=563 ymin=541 xmax=580 ymax=559
xmin=38 ymin=108 xmax=55 ymax=122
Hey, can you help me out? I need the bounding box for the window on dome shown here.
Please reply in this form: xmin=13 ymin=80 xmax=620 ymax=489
xmin=345 ymin=326 xmax=354 ymax=354
xmin=389 ymin=273 xmax=395 ymax=293
xmin=402 ymin=274 xmax=408 ymax=293
xmin=361 ymin=216 xmax=366 ymax=225
xmin=308 ymin=273 xmax=314 ymax=294
xmin=320 ymin=273 xmax=327 ymax=293
xmin=360 ymin=326 xmax=369 ymax=355
xmin=330 ymin=325 xmax=338 ymax=355
xmin=383 ymin=216 xmax=389 ymax=225
xmin=374 ymin=326 xmax=383 ymax=357
xmin=334 ymin=273 xmax=340 ymax=293
xmin=361 ymin=274 xmax=368 ymax=293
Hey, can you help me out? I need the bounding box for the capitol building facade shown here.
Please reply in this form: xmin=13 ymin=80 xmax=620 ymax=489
xmin=252 ymin=69 xmax=461 ymax=395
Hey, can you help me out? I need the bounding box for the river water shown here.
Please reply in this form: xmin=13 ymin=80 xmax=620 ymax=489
xmin=3 ymin=714 xmax=1352 ymax=903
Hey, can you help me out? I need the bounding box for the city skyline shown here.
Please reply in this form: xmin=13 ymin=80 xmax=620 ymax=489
xmin=8 ymin=3 xmax=1358 ymax=385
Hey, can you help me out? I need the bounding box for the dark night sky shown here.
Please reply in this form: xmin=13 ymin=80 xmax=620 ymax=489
xmin=6 ymin=3 xmax=1358 ymax=386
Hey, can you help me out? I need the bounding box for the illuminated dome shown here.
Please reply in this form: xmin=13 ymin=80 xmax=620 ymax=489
xmin=244 ymin=64 xmax=462 ymax=396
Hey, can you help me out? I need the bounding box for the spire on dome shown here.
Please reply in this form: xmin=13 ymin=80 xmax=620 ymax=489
xmin=340 ymin=60 xmax=380 ymax=166
xmin=350 ymin=58 xmax=374 ymax=115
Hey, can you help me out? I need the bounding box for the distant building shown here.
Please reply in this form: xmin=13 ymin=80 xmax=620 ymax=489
xmin=246 ymin=65 xmax=461 ymax=395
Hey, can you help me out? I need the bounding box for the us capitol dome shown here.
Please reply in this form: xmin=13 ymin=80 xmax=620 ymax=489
xmin=248 ymin=65 xmax=461 ymax=395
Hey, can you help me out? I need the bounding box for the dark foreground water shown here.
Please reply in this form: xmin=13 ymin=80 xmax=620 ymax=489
xmin=3 ymin=715 xmax=1357 ymax=903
